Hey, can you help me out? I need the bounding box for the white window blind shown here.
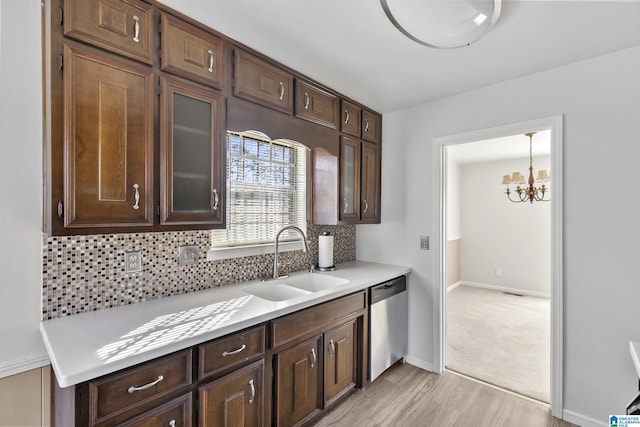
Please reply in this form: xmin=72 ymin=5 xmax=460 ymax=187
xmin=211 ymin=131 xmax=308 ymax=248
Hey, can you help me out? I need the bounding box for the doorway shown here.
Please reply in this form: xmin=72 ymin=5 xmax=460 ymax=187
xmin=431 ymin=116 xmax=564 ymax=417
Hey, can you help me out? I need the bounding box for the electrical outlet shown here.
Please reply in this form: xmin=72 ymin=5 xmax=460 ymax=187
xmin=420 ymin=236 xmax=429 ymax=250
xmin=124 ymin=250 xmax=142 ymax=273
xmin=178 ymin=245 xmax=199 ymax=266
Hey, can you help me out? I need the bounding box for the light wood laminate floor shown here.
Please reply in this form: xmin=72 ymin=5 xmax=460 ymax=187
xmin=314 ymin=363 xmax=576 ymax=427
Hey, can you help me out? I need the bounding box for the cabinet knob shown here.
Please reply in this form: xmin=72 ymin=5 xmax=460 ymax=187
xmin=212 ymin=189 xmax=219 ymax=211
xmin=304 ymin=92 xmax=310 ymax=110
xmin=207 ymin=50 xmax=214 ymax=73
xmin=248 ymin=379 xmax=256 ymax=404
xmin=132 ymin=16 xmax=140 ymax=43
xmin=309 ymin=347 xmax=317 ymax=368
xmin=329 ymin=339 xmax=335 ymax=357
xmin=364 ymin=118 xmax=370 ymax=132
xmin=343 ymin=198 xmax=348 ymax=214
xmin=279 ymin=82 xmax=285 ymax=101
xmin=132 ymin=184 xmax=140 ymax=210
xmin=168 ymin=420 xmax=176 ymax=427
xmin=344 ymin=109 xmax=350 ymax=124
xmin=363 ymin=199 xmax=369 ymax=214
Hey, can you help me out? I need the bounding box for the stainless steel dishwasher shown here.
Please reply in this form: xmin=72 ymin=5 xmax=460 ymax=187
xmin=369 ymin=275 xmax=408 ymax=382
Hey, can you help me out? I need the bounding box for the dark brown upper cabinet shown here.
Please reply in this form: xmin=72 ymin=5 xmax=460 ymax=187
xmin=160 ymin=76 xmax=226 ymax=227
xmin=339 ymin=136 xmax=361 ymax=223
xmin=295 ymin=80 xmax=338 ymax=129
xmin=360 ymin=141 xmax=381 ymax=223
xmin=233 ymin=49 xmax=294 ymax=114
xmin=340 ymin=100 xmax=361 ymax=137
xmin=63 ymin=45 xmax=154 ymax=228
xmin=160 ymin=13 xmax=225 ymax=90
xmin=362 ymin=109 xmax=382 ymax=143
xmin=63 ymin=0 xmax=154 ymax=65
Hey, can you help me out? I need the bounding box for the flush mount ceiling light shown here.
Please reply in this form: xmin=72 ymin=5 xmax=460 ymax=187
xmin=380 ymin=0 xmax=502 ymax=48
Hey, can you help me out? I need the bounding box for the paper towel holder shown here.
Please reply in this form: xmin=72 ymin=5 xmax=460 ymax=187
xmin=315 ymin=231 xmax=336 ymax=271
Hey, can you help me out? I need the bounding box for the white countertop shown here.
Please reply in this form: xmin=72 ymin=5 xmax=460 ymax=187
xmin=40 ymin=260 xmax=410 ymax=388
xmin=631 ymin=341 xmax=640 ymax=378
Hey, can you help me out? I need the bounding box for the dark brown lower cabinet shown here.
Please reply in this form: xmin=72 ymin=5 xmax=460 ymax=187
xmin=198 ymin=360 xmax=264 ymax=426
xmin=324 ymin=320 xmax=357 ymax=406
xmin=119 ymin=394 xmax=193 ymax=427
xmin=274 ymin=336 xmax=323 ymax=427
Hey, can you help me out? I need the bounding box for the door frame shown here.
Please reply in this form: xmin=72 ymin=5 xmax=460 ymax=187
xmin=431 ymin=115 xmax=564 ymax=417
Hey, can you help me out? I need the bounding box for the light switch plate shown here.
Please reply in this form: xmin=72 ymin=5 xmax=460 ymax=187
xmin=124 ymin=250 xmax=142 ymax=273
xmin=420 ymin=236 xmax=429 ymax=250
xmin=178 ymin=245 xmax=199 ymax=266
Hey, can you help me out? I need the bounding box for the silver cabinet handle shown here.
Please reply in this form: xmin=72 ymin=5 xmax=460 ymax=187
xmin=364 ymin=118 xmax=370 ymax=132
xmin=248 ymin=379 xmax=256 ymax=404
xmin=304 ymin=92 xmax=310 ymax=110
xmin=279 ymin=82 xmax=285 ymax=101
xmin=132 ymin=16 xmax=140 ymax=43
xmin=169 ymin=420 xmax=176 ymax=427
xmin=127 ymin=375 xmax=163 ymax=393
xmin=212 ymin=189 xmax=219 ymax=211
xmin=222 ymin=344 xmax=246 ymax=357
xmin=344 ymin=109 xmax=350 ymax=124
xmin=309 ymin=348 xmax=317 ymax=368
xmin=343 ymin=198 xmax=347 ymax=214
xmin=329 ymin=339 xmax=335 ymax=357
xmin=207 ymin=49 xmax=214 ymax=73
xmin=133 ymin=184 xmax=140 ymax=210
xmin=363 ymin=199 xmax=369 ymax=214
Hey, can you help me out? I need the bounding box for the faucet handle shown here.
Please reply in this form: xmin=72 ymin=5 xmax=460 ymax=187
xmin=309 ymin=263 xmax=315 ymax=273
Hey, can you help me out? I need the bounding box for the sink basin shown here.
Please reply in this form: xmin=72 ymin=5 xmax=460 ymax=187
xmin=244 ymin=282 xmax=312 ymax=302
xmin=281 ymin=274 xmax=349 ymax=293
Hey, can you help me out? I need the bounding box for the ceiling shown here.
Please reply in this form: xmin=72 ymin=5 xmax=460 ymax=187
xmin=447 ymin=130 xmax=551 ymax=165
xmin=158 ymin=0 xmax=640 ymax=114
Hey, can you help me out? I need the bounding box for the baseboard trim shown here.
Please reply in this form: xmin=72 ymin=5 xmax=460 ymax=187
xmin=563 ymin=409 xmax=607 ymax=427
xmin=0 ymin=353 xmax=50 ymax=379
xmin=460 ymin=281 xmax=550 ymax=299
xmin=405 ymin=355 xmax=435 ymax=373
xmin=447 ymin=281 xmax=463 ymax=292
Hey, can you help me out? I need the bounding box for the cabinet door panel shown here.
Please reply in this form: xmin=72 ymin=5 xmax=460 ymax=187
xmin=199 ymin=360 xmax=263 ymax=427
xmin=160 ymin=76 xmax=226 ymax=226
xmin=234 ymin=50 xmax=293 ymax=114
xmin=340 ymin=100 xmax=361 ymax=137
xmin=161 ymin=13 xmax=225 ymax=89
xmin=361 ymin=109 xmax=381 ymax=143
xmin=274 ymin=336 xmax=322 ymax=427
xmin=361 ymin=141 xmax=381 ymax=223
xmin=339 ymin=136 xmax=360 ymax=223
xmin=64 ymin=45 xmax=153 ymax=228
xmin=324 ymin=321 xmax=357 ymax=405
xmin=295 ymin=80 xmax=337 ymax=128
xmin=64 ymin=0 xmax=154 ymax=64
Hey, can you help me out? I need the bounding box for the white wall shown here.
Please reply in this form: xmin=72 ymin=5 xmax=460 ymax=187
xmin=357 ymin=45 xmax=640 ymax=425
xmin=446 ymin=161 xmax=461 ymax=240
xmin=0 ymin=0 xmax=47 ymax=376
xmin=460 ymin=156 xmax=551 ymax=296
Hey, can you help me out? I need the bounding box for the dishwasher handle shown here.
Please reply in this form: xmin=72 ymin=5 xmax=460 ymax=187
xmin=370 ymin=275 xmax=407 ymax=305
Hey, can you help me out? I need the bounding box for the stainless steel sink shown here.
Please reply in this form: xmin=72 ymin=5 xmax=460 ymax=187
xmin=243 ymin=282 xmax=312 ymax=302
xmin=280 ymin=274 xmax=349 ymax=292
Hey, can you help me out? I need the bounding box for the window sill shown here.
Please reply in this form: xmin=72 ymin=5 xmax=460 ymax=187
xmin=206 ymin=241 xmax=304 ymax=261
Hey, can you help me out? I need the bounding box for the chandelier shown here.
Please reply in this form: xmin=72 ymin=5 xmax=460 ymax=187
xmin=501 ymin=132 xmax=550 ymax=204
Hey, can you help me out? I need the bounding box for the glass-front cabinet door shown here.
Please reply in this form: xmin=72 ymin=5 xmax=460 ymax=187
xmin=160 ymin=76 xmax=225 ymax=226
xmin=339 ymin=136 xmax=361 ymax=222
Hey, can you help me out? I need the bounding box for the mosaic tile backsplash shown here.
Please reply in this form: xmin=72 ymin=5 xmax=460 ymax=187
xmin=42 ymin=223 xmax=356 ymax=320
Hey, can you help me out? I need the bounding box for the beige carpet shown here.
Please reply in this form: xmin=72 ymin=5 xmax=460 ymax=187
xmin=446 ymin=285 xmax=550 ymax=403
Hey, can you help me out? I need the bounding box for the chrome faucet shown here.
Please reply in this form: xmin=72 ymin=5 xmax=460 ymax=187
xmin=273 ymin=225 xmax=309 ymax=279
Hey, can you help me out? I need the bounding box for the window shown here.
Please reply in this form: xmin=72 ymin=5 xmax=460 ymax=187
xmin=211 ymin=131 xmax=308 ymax=250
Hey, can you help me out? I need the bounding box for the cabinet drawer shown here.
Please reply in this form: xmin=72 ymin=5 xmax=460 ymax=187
xmin=88 ymin=350 xmax=192 ymax=425
xmin=295 ymin=80 xmax=338 ymax=128
xmin=119 ymin=393 xmax=193 ymax=427
xmin=161 ymin=14 xmax=225 ymax=90
xmin=340 ymin=100 xmax=361 ymax=137
xmin=64 ymin=0 xmax=154 ymax=64
xmin=271 ymin=292 xmax=366 ymax=348
xmin=362 ymin=109 xmax=381 ymax=143
xmin=199 ymin=325 xmax=265 ymax=379
xmin=234 ymin=49 xmax=294 ymax=114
